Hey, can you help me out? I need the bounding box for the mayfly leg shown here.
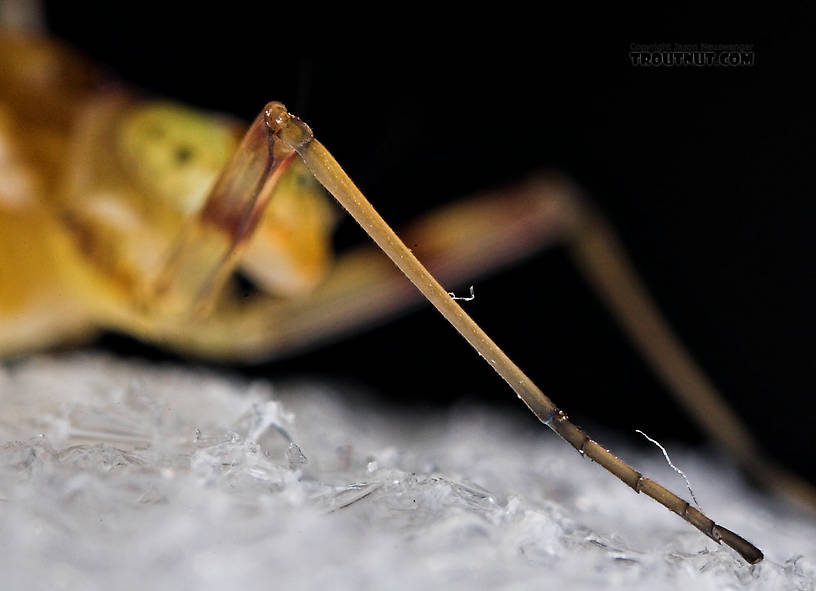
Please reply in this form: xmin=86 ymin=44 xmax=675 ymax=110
xmin=138 ymin=174 xmax=568 ymax=361
xmin=259 ymin=102 xmax=763 ymax=564
xmin=561 ymin=194 xmax=816 ymax=513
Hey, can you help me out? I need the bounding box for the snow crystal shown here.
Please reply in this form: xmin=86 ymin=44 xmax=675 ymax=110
xmin=0 ymin=354 xmax=813 ymax=590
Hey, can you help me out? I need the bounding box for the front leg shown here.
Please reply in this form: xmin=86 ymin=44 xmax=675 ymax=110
xmin=146 ymin=109 xmax=296 ymax=320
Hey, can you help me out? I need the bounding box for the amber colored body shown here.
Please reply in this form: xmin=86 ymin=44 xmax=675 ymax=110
xmin=0 ymin=33 xmax=336 ymax=356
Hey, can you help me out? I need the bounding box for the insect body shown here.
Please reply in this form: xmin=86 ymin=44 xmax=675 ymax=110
xmin=0 ymin=33 xmax=335 ymax=356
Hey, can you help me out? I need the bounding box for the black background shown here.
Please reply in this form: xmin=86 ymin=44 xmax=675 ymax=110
xmin=39 ymin=5 xmax=814 ymax=488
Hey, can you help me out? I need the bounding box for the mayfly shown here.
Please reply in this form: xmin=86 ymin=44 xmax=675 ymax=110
xmin=0 ymin=30 xmax=808 ymax=564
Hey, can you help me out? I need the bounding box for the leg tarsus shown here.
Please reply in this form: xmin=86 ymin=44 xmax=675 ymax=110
xmin=563 ymin=192 xmax=816 ymax=513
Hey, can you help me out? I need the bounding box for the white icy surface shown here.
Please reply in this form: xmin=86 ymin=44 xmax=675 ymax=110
xmin=0 ymin=354 xmax=813 ymax=590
